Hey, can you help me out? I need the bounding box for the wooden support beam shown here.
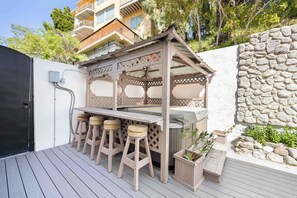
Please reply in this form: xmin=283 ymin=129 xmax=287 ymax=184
xmin=113 ymin=76 xmax=118 ymax=110
xmin=171 ymin=45 xmax=208 ymax=75
xmin=86 ymin=77 xmax=90 ymax=106
xmin=204 ymin=76 xmax=209 ymax=109
xmin=160 ymin=40 xmax=171 ymax=183
xmin=112 ymin=61 xmax=118 ymax=110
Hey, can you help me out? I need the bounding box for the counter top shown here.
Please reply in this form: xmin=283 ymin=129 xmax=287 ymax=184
xmin=75 ymin=107 xmax=163 ymax=124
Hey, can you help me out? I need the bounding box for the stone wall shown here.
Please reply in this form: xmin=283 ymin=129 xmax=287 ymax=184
xmin=237 ymin=24 xmax=297 ymax=127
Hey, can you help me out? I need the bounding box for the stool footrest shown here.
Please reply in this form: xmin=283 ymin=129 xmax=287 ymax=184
xmin=86 ymin=139 xmax=100 ymax=146
xmin=124 ymin=152 xmax=149 ymax=169
xmin=101 ymin=143 xmax=123 ymax=156
xmin=74 ymin=134 xmax=87 ymax=140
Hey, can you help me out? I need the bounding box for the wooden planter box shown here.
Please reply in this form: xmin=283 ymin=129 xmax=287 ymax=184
xmin=213 ymin=130 xmax=227 ymax=144
xmin=173 ymin=149 xmax=205 ymax=191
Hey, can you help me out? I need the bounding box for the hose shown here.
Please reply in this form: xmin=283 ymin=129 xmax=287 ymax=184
xmin=53 ymin=82 xmax=75 ymax=143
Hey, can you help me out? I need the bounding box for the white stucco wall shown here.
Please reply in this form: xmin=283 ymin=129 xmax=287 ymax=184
xmin=33 ymin=58 xmax=87 ymax=151
xmin=198 ymin=45 xmax=239 ymax=132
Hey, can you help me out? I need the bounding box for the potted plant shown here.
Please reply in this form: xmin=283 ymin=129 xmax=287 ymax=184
xmin=213 ymin=124 xmax=235 ymax=144
xmin=173 ymin=129 xmax=214 ymax=191
xmin=213 ymin=130 xmax=227 ymax=144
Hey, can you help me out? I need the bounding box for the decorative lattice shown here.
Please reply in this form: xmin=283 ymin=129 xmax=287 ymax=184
xmin=117 ymin=51 xmax=161 ymax=71
xmin=173 ymin=75 xmax=206 ymax=85
xmin=119 ymin=119 xmax=161 ymax=153
xmin=147 ymin=80 xmax=162 ymax=88
xmin=88 ymin=64 xmax=113 ymax=76
xmin=89 ymin=96 xmax=113 ymax=107
xmin=172 ymin=99 xmax=204 ymax=107
xmin=89 ymin=92 xmax=122 ymax=107
xmin=125 ymin=78 xmax=145 ymax=87
xmin=147 ymin=98 xmax=162 ymax=105
xmin=122 ymin=97 xmax=145 ymax=106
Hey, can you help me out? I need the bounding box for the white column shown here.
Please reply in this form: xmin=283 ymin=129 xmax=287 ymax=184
xmin=160 ymin=40 xmax=171 ymax=183
xmin=112 ymin=74 xmax=118 ymax=110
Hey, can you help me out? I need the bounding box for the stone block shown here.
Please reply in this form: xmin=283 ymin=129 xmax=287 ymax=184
xmin=266 ymin=40 xmax=280 ymax=53
xmin=286 ymin=84 xmax=297 ymax=91
xmin=280 ymin=26 xmax=291 ymax=36
xmin=275 ymin=44 xmax=290 ymax=54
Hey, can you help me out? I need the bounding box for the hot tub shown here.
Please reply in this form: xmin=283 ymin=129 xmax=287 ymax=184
xmin=123 ymin=106 xmax=208 ymax=167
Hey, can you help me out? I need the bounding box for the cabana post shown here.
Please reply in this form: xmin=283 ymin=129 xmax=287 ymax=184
xmin=160 ymin=38 xmax=172 ymax=183
xmin=78 ymin=26 xmax=215 ymax=183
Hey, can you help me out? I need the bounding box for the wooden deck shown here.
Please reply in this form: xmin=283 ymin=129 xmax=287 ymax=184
xmin=1 ymin=144 xmax=297 ymax=198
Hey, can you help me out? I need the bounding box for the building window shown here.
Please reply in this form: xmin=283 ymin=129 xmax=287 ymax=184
xmin=96 ymin=0 xmax=106 ymax=5
xmin=131 ymin=15 xmax=142 ymax=29
xmin=96 ymin=5 xmax=115 ymax=25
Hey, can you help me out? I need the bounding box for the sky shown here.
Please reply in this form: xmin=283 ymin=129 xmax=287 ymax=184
xmin=0 ymin=0 xmax=77 ymax=38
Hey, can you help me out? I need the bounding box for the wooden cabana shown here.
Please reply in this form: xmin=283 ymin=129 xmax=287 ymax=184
xmin=79 ymin=26 xmax=215 ymax=183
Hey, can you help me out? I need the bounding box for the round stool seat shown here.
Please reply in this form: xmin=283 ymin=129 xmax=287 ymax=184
xmin=77 ymin=114 xmax=90 ymax=121
xmin=128 ymin=124 xmax=148 ymax=138
xmin=89 ymin=116 xmax=104 ymax=125
xmin=104 ymin=119 xmax=121 ymax=130
xmin=77 ymin=113 xmax=90 ymax=118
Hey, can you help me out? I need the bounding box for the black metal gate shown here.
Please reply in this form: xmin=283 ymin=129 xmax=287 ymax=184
xmin=0 ymin=46 xmax=34 ymax=157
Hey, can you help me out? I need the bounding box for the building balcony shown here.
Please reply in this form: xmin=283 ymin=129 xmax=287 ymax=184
xmin=75 ymin=3 xmax=94 ymax=21
xmin=78 ymin=19 xmax=140 ymax=53
xmin=120 ymin=0 xmax=142 ymax=16
xmin=73 ymin=20 xmax=95 ymax=41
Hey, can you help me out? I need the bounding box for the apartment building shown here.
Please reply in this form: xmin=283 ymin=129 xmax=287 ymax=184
xmin=72 ymin=0 xmax=152 ymax=59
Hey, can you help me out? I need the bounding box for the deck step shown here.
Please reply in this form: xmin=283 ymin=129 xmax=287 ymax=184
xmin=203 ymin=148 xmax=227 ymax=182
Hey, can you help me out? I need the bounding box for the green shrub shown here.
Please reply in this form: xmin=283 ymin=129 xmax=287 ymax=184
xmin=265 ymin=125 xmax=281 ymax=143
xmin=245 ymin=125 xmax=297 ymax=148
xmin=280 ymin=127 xmax=297 ymax=148
xmin=246 ymin=126 xmax=266 ymax=144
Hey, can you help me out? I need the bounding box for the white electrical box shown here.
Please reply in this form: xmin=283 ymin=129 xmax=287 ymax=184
xmin=48 ymin=71 xmax=60 ymax=83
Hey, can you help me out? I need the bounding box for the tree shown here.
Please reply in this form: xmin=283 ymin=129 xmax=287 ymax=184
xmin=49 ymin=7 xmax=74 ymax=32
xmin=3 ymin=24 xmax=87 ymax=64
xmin=140 ymin=0 xmax=191 ymax=38
xmin=142 ymin=0 xmax=294 ymax=51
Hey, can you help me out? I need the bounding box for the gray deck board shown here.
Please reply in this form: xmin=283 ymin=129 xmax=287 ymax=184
xmin=5 ymin=157 xmax=26 ymax=198
xmin=111 ymin=156 xmax=183 ymax=198
xmin=67 ymin=144 xmax=165 ymax=198
xmin=51 ymin=147 xmax=116 ymax=198
xmin=227 ymin=158 xmax=297 ymax=182
xmin=0 ymin=160 xmax=8 ymax=198
xmin=43 ymin=149 xmax=97 ymax=198
xmin=224 ymin=161 xmax=297 ymax=195
xmin=35 ymin=151 xmax=80 ymax=198
xmin=62 ymin=145 xmax=148 ymax=198
xmin=202 ymin=179 xmax=250 ymax=198
xmin=25 ymin=152 xmax=62 ymax=198
xmin=222 ymin=168 xmax=291 ymax=198
xmin=225 ymin=160 xmax=297 ymax=189
xmin=1 ymin=144 xmax=297 ymax=198
xmin=15 ymin=155 xmax=44 ymax=198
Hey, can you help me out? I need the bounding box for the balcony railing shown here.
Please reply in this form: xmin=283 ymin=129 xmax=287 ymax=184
xmin=120 ymin=0 xmax=142 ymax=16
xmin=74 ymin=20 xmax=94 ymax=29
xmin=76 ymin=3 xmax=94 ymax=14
xmin=79 ymin=19 xmax=139 ymax=51
xmin=120 ymin=0 xmax=133 ymax=6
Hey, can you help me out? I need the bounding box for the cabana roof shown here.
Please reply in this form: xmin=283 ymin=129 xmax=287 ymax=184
xmin=79 ymin=25 xmax=215 ymax=79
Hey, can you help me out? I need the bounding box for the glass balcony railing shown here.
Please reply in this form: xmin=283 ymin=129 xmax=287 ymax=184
xmin=74 ymin=20 xmax=94 ymax=29
xmin=76 ymin=3 xmax=94 ymax=14
xmin=79 ymin=19 xmax=139 ymax=51
xmin=120 ymin=0 xmax=134 ymax=6
xmin=120 ymin=0 xmax=141 ymax=16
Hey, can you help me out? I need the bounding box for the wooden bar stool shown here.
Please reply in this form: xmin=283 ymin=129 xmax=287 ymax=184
xmin=82 ymin=116 xmax=104 ymax=160
xmin=117 ymin=124 xmax=154 ymax=191
xmin=96 ymin=119 xmax=124 ymax=172
xmin=71 ymin=113 xmax=90 ymax=151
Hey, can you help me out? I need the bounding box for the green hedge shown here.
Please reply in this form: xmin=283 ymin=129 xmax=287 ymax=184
xmin=245 ymin=125 xmax=297 ymax=148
